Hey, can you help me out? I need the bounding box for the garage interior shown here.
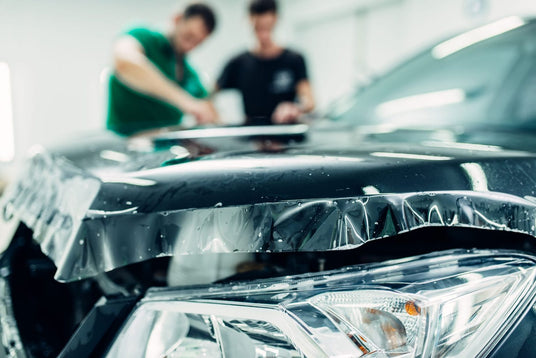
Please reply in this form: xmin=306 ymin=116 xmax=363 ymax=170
xmin=0 ymin=0 xmax=535 ymax=184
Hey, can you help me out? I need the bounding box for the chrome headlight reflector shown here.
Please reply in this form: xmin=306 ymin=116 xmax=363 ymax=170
xmin=106 ymin=249 xmax=536 ymax=357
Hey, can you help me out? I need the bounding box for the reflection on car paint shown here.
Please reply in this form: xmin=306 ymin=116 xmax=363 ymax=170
xmin=3 ymin=150 xmax=536 ymax=282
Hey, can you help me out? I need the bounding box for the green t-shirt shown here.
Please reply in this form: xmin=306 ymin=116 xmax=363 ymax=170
xmin=106 ymin=27 xmax=208 ymax=136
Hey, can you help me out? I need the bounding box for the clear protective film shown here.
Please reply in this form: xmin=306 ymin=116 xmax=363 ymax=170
xmin=69 ymin=189 xmax=536 ymax=283
xmin=3 ymin=151 xmax=536 ymax=282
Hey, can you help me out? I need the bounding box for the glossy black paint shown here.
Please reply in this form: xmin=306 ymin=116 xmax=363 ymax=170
xmin=490 ymin=309 xmax=536 ymax=358
xmin=48 ymin=127 xmax=536 ymax=215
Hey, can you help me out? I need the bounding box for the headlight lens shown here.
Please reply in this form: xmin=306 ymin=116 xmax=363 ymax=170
xmin=106 ymin=249 xmax=536 ymax=357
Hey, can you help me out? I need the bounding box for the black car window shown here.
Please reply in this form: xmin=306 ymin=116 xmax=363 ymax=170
xmin=333 ymin=19 xmax=536 ymax=129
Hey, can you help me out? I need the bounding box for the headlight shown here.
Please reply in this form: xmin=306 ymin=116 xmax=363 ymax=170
xmin=105 ymin=249 xmax=536 ymax=357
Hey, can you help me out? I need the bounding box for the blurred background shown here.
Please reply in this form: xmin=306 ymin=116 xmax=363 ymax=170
xmin=1 ymin=0 xmax=536 ymax=183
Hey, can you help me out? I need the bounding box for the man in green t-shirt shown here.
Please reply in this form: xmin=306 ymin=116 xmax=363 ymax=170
xmin=107 ymin=3 xmax=218 ymax=136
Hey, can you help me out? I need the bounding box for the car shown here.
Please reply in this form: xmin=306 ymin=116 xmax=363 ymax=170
xmin=2 ymin=16 xmax=536 ymax=358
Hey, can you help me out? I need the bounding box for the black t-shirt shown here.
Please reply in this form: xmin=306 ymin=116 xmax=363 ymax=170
xmin=217 ymin=49 xmax=308 ymax=125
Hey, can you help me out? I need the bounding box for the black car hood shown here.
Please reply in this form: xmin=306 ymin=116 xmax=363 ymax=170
xmin=2 ymin=125 xmax=536 ymax=282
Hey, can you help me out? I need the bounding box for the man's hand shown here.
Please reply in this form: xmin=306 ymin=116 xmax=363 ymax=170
xmin=185 ymin=99 xmax=219 ymax=125
xmin=114 ymin=36 xmax=219 ymax=126
xmin=272 ymin=102 xmax=302 ymax=124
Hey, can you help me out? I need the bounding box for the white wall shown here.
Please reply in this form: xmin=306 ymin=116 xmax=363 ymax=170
xmin=1 ymin=0 xmax=536 ymax=165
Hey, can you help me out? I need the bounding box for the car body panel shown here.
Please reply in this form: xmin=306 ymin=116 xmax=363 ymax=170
xmin=2 ymin=128 xmax=536 ymax=281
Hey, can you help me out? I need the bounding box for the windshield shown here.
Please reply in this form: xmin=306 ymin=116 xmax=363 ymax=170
xmin=333 ymin=18 xmax=536 ymax=130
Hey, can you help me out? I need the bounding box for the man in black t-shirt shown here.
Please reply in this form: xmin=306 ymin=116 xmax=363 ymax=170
xmin=215 ymin=0 xmax=315 ymax=125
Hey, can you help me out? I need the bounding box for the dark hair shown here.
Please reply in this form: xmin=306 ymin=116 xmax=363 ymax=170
xmin=248 ymin=0 xmax=278 ymax=15
xmin=184 ymin=3 xmax=217 ymax=33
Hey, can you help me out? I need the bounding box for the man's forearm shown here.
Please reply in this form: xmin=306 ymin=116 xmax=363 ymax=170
xmin=296 ymin=80 xmax=315 ymax=113
xmin=115 ymin=53 xmax=195 ymax=112
xmin=297 ymin=95 xmax=315 ymax=113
